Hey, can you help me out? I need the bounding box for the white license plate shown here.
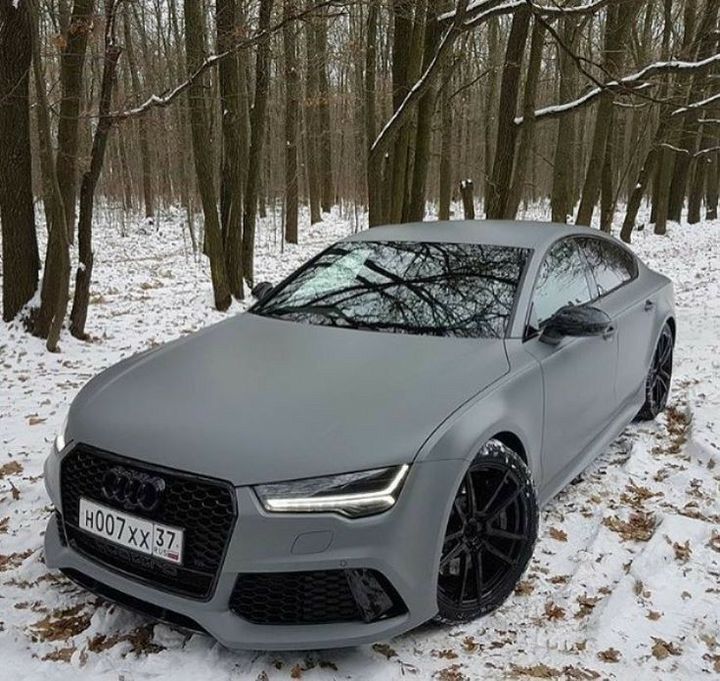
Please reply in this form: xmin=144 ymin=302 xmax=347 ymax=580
xmin=78 ymin=498 xmax=184 ymax=565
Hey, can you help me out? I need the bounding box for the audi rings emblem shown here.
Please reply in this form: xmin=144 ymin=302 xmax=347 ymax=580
xmin=101 ymin=466 xmax=166 ymax=512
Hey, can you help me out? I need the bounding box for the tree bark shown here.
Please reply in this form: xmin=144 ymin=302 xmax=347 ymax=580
xmin=283 ymin=0 xmax=300 ymax=243
xmin=55 ymin=0 xmax=95 ymax=242
xmin=485 ymin=6 xmax=531 ymax=219
xmin=184 ymin=0 xmax=231 ymax=310
xmin=304 ymin=0 xmax=321 ymax=224
xmin=315 ymin=7 xmax=333 ymax=212
xmin=241 ymin=0 xmax=274 ymax=285
xmin=0 ymin=0 xmax=38 ymax=323
xmin=505 ymin=18 xmax=545 ymax=219
xmin=70 ymin=2 xmax=123 ymax=339
xmin=217 ymin=0 xmax=244 ymax=298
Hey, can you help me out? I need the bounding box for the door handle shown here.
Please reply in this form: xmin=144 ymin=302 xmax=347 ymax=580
xmin=603 ymin=325 xmax=616 ymax=340
xmin=644 ymin=299 xmax=655 ymax=311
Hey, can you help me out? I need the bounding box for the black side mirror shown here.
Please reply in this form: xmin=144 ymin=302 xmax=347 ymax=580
xmin=541 ymin=305 xmax=612 ymax=345
xmin=251 ymin=281 xmax=274 ymax=302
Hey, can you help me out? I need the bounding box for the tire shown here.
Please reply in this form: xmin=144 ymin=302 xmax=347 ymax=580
xmin=435 ymin=439 xmax=538 ymax=625
xmin=636 ymin=323 xmax=674 ymax=421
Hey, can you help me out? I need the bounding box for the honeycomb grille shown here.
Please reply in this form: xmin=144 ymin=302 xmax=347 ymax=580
xmin=60 ymin=444 xmax=236 ymax=599
xmin=229 ymin=569 xmax=406 ymax=625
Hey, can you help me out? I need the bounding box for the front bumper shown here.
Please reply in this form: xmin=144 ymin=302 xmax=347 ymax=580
xmin=44 ymin=449 xmax=465 ymax=650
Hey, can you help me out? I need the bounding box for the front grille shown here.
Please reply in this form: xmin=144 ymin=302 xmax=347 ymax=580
xmin=229 ymin=569 xmax=406 ymax=625
xmin=60 ymin=444 xmax=236 ymax=599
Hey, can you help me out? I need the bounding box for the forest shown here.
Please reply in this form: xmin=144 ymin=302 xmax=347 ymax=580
xmin=0 ymin=0 xmax=719 ymax=350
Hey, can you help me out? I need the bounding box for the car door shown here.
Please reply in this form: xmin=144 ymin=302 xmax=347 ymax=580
xmin=524 ymin=238 xmax=618 ymax=489
xmin=576 ymin=237 xmax=654 ymax=406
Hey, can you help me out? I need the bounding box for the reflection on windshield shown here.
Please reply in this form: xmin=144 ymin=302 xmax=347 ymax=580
xmin=253 ymin=241 xmax=530 ymax=339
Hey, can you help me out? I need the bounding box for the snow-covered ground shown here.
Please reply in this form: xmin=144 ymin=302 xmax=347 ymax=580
xmin=1 ymin=205 xmax=719 ymax=680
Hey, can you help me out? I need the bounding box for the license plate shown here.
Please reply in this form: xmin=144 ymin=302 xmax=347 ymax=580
xmin=78 ymin=498 xmax=184 ymax=565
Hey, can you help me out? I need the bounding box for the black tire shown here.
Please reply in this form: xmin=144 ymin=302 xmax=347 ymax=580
xmin=435 ymin=439 xmax=538 ymax=625
xmin=636 ymin=323 xmax=674 ymax=421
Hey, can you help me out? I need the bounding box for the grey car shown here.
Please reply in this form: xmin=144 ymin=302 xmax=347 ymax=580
xmin=44 ymin=220 xmax=675 ymax=650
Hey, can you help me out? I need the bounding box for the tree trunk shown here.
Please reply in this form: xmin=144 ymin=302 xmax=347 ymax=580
xmin=437 ymin=60 xmax=452 ymax=221
xmin=485 ymin=7 xmax=531 ymax=219
xmin=184 ymin=0 xmax=231 ymax=310
xmin=365 ymin=0 xmax=380 ymax=226
xmin=304 ymin=1 xmax=321 ymax=224
xmin=55 ymin=0 xmax=95 ymax=242
xmin=283 ymin=0 xmax=300 ymax=243
xmin=241 ymin=0 xmax=274 ymax=286
xmin=315 ymin=7 xmax=333 ymax=212
xmin=70 ymin=3 xmax=123 ymax=339
xmin=460 ymin=179 xmax=475 ymax=219
xmin=576 ymin=2 xmax=638 ymax=226
xmin=706 ymin=151 xmax=719 ymax=220
xmin=0 ymin=0 xmax=39 ymax=323
xmin=29 ymin=0 xmax=70 ymax=349
xmin=505 ymin=19 xmax=545 ymax=219
xmin=217 ymin=0 xmax=244 ymax=298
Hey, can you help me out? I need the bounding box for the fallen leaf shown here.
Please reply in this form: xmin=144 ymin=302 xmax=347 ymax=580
xmin=549 ymin=527 xmax=568 ymax=542
xmin=647 ymin=610 xmax=662 ymax=621
xmin=597 ymin=647 xmax=621 ymax=662
xmin=673 ymin=540 xmax=692 ymax=562
xmin=0 ymin=549 xmax=32 ymax=572
xmin=0 ymin=461 xmax=23 ymax=479
xmin=544 ymin=601 xmax=566 ymax=621
xmin=42 ymin=646 xmax=75 ymax=662
xmin=515 ymin=579 xmax=535 ymax=595
xmin=433 ymin=648 xmax=459 ymax=659
xmin=28 ymin=416 xmax=47 ymax=426
xmin=603 ymin=512 xmax=656 ymax=542
xmin=651 ymin=637 xmax=682 ymax=660
xmin=575 ymin=594 xmax=601 ymax=618
xmin=509 ymin=662 xmax=561 ymax=678
xmin=372 ymin=642 xmax=397 ymax=659
xmin=30 ymin=605 xmax=90 ymax=642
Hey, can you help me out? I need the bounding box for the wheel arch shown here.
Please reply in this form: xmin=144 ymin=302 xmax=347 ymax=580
xmin=488 ymin=431 xmax=528 ymax=465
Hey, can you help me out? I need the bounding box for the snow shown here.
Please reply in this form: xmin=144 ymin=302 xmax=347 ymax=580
xmin=1 ymin=204 xmax=720 ymax=679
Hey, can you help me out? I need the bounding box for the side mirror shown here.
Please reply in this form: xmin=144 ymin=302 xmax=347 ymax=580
xmin=251 ymin=281 xmax=274 ymax=302
xmin=541 ymin=305 xmax=612 ymax=345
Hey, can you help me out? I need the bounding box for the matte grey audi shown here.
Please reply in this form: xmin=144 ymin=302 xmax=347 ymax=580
xmin=44 ymin=220 xmax=675 ymax=650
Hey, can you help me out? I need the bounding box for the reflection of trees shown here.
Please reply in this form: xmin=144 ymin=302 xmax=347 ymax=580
xmin=259 ymin=242 xmax=529 ymax=339
xmin=577 ymin=238 xmax=634 ymax=295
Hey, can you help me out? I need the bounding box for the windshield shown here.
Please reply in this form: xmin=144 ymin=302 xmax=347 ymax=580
xmin=253 ymin=241 xmax=530 ymax=338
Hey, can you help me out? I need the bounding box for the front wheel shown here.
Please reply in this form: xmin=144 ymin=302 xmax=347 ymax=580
xmin=435 ymin=440 xmax=538 ymax=624
xmin=636 ymin=323 xmax=674 ymax=421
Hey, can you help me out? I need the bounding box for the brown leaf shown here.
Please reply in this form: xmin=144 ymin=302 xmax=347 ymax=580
xmin=575 ymin=594 xmax=601 ymax=619
xmin=28 ymin=416 xmax=46 ymax=426
xmin=509 ymin=662 xmax=562 ymax=678
xmin=597 ymin=647 xmax=621 ymax=662
xmin=290 ymin=664 xmax=304 ymax=679
xmin=0 ymin=549 xmax=32 ymax=572
xmin=434 ymin=664 xmax=468 ymax=681
xmin=0 ymin=517 xmax=8 ymax=533
xmin=548 ymin=527 xmax=568 ymax=542
xmin=462 ymin=636 xmax=480 ymax=653
xmin=646 ymin=610 xmax=662 ymax=621
xmin=708 ymin=531 xmax=720 ymax=553
xmin=544 ymin=601 xmax=566 ymax=621
xmin=673 ymin=540 xmax=692 ymax=562
xmin=603 ymin=512 xmax=656 ymax=542
xmin=30 ymin=605 xmax=90 ymax=642
xmin=651 ymin=637 xmax=682 ymax=660
xmin=42 ymin=646 xmax=75 ymax=662
xmin=372 ymin=642 xmax=397 ymax=659
xmin=0 ymin=461 xmax=23 ymax=479
xmin=515 ymin=579 xmax=535 ymax=596
xmin=433 ymin=648 xmax=459 ymax=659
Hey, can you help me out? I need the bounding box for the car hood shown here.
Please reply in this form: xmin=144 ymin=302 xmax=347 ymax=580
xmin=67 ymin=314 xmax=509 ymax=486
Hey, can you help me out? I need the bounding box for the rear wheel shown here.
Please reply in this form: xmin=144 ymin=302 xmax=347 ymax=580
xmin=637 ymin=323 xmax=674 ymax=421
xmin=435 ymin=440 xmax=538 ymax=624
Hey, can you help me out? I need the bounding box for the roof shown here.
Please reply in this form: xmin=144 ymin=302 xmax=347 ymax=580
xmin=344 ymin=219 xmax=604 ymax=251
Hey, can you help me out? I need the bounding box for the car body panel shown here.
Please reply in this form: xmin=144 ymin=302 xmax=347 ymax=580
xmin=44 ymin=219 xmax=675 ymax=650
xmin=66 ymin=312 xmax=510 ymax=485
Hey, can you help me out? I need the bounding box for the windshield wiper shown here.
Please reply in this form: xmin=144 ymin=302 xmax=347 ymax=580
xmin=258 ymin=304 xmax=377 ymax=331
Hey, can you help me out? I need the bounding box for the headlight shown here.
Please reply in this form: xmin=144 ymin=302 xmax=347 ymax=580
xmin=254 ymin=465 xmax=409 ymax=518
xmin=54 ymin=414 xmax=69 ymax=452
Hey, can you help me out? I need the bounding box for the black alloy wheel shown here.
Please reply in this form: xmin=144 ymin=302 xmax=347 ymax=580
xmin=637 ymin=323 xmax=674 ymax=421
xmin=435 ymin=440 xmax=538 ymax=624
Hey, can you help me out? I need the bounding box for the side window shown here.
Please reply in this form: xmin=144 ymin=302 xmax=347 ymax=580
xmin=532 ymin=240 xmax=593 ymax=325
xmin=578 ymin=237 xmax=635 ymax=297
